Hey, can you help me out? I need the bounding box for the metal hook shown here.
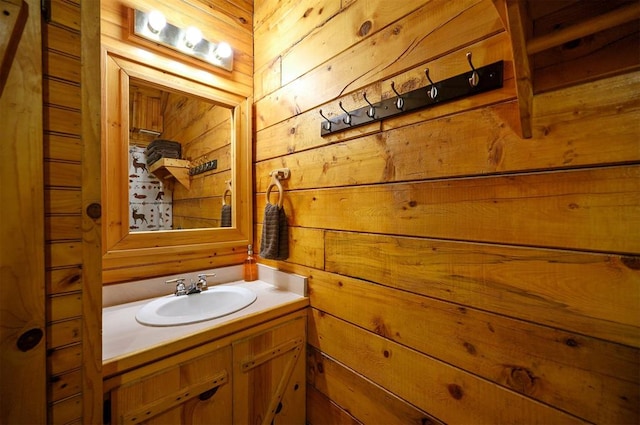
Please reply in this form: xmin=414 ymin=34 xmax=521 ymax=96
xmin=319 ymin=109 xmax=333 ymax=131
xmin=390 ymin=82 xmax=404 ymax=110
xmin=466 ymin=52 xmax=479 ymax=87
xmin=338 ymin=101 xmax=352 ymax=125
xmin=363 ymin=92 xmax=376 ymax=119
xmin=425 ymin=68 xmax=438 ymax=100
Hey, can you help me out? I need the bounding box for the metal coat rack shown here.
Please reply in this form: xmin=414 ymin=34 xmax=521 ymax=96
xmin=319 ymin=53 xmax=504 ymax=137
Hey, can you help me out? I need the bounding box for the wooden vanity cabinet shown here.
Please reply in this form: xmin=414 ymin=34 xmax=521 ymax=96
xmin=108 ymin=346 xmax=232 ymax=424
xmin=233 ymin=312 xmax=306 ymax=424
xmin=104 ymin=310 xmax=307 ymax=424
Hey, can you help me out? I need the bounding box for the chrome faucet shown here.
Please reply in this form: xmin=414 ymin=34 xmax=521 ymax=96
xmin=196 ymin=273 xmax=216 ymax=292
xmin=166 ymin=278 xmax=188 ymax=296
xmin=166 ymin=273 xmax=216 ymax=296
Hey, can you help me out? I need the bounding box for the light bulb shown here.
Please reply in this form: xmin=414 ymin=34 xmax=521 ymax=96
xmin=184 ymin=26 xmax=202 ymax=48
xmin=215 ymin=42 xmax=232 ymax=59
xmin=147 ymin=10 xmax=166 ymax=34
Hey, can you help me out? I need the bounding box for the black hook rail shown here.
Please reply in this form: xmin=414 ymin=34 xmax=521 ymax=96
xmin=320 ymin=59 xmax=504 ymax=137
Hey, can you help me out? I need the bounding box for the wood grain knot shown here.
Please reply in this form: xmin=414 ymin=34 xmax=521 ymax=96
xmin=463 ymin=342 xmax=477 ymax=355
xmin=303 ymin=8 xmax=314 ymax=18
xmin=565 ymin=338 xmax=579 ymax=347
xmin=358 ymin=20 xmax=372 ymax=37
xmin=17 ymin=328 xmax=43 ymax=352
xmin=373 ymin=317 xmax=390 ymax=337
xmin=447 ymin=384 xmax=464 ymax=400
xmin=383 ymin=349 xmax=390 ymax=358
xmin=505 ymin=366 xmax=537 ymax=394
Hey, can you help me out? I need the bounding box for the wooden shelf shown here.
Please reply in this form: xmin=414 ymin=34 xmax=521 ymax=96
xmin=494 ymin=0 xmax=640 ymax=139
xmin=149 ymin=158 xmax=191 ymax=189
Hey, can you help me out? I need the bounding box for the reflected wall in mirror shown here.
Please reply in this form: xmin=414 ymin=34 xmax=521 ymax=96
xmin=102 ymin=52 xmax=252 ymax=284
xmin=127 ymin=79 xmax=233 ymax=231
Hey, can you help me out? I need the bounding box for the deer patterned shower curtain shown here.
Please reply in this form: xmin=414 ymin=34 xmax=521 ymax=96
xmin=129 ymin=145 xmax=173 ymax=231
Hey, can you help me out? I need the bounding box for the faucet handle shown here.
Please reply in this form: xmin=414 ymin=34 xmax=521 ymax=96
xmin=197 ymin=273 xmax=216 ymax=291
xmin=166 ymin=278 xmax=187 ymax=296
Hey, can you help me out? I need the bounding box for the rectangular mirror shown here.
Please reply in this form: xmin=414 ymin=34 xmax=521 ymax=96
xmin=128 ymin=78 xmax=232 ymax=231
xmin=102 ymin=52 xmax=252 ymax=283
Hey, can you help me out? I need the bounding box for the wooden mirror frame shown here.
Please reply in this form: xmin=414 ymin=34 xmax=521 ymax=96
xmin=102 ymin=50 xmax=252 ymax=283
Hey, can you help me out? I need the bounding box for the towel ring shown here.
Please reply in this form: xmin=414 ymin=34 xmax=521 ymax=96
xmin=222 ymin=180 xmax=232 ymax=206
xmin=266 ymin=173 xmax=283 ymax=208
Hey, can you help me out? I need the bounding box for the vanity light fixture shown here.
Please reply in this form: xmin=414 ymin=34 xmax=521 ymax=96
xmin=183 ymin=26 xmax=202 ymax=49
xmin=132 ymin=9 xmax=234 ymax=72
xmin=146 ymin=10 xmax=166 ymax=34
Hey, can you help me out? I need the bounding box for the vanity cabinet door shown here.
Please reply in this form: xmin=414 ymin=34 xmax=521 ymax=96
xmin=233 ymin=314 xmax=306 ymax=424
xmin=110 ymin=345 xmax=232 ymax=424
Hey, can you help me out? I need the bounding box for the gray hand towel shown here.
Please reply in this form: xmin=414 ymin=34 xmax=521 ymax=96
xmin=220 ymin=204 xmax=232 ymax=227
xmin=259 ymin=203 xmax=289 ymax=260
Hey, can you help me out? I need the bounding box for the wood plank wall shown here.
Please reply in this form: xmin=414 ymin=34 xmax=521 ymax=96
xmin=1 ymin=0 xmax=46 ymax=423
xmin=165 ymin=97 xmax=232 ymax=229
xmin=252 ymin=0 xmax=640 ymax=423
xmin=43 ymin=0 xmax=86 ymax=422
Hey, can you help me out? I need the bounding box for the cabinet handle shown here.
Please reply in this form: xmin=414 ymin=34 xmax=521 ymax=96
xmin=120 ymin=371 xmax=228 ymax=424
xmin=198 ymin=385 xmax=219 ymax=401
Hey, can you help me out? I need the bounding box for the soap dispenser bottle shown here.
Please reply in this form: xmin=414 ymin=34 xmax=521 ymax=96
xmin=243 ymin=244 xmax=257 ymax=281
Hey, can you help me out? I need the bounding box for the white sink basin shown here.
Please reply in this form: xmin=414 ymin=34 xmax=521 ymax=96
xmin=136 ymin=286 xmax=257 ymax=326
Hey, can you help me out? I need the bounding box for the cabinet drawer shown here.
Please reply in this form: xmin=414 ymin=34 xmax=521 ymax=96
xmin=110 ymin=346 xmax=232 ymax=424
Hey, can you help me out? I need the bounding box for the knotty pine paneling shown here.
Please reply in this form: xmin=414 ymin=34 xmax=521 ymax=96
xmin=43 ymin=50 xmax=80 ymax=82
xmin=49 ymin=394 xmax=82 ymax=425
xmin=48 ymin=344 xmax=82 ymax=376
xmin=308 ymin=347 xmax=442 ymax=425
xmin=253 ymin=0 xmax=341 ymax=73
xmin=47 ymin=319 xmax=82 ymax=349
xmin=44 ymin=78 xmax=80 ymax=110
xmin=310 ymin=262 xmax=638 ymax=423
xmin=45 ymin=216 xmax=82 ymax=241
xmin=48 ymin=369 xmax=82 ymax=403
xmin=324 ymin=231 xmax=640 ymax=347
xmin=47 ymin=267 xmax=83 ymax=296
xmin=254 ymin=0 xmax=503 ymax=130
xmin=168 ymin=94 xmax=232 ymax=228
xmin=43 ymin=1 xmax=86 ymax=421
xmin=44 ymin=134 xmax=82 ymax=162
xmin=256 ymin=166 xmax=640 ymax=254
xmin=278 ymin=1 xmax=425 ymax=86
xmin=43 ymin=22 xmax=80 ymax=56
xmin=254 ymin=0 xmax=640 ymax=423
xmin=306 ymin=385 xmax=362 ymax=425
xmin=45 ymin=189 xmax=82 ymax=214
xmin=309 ymin=309 xmax=583 ymax=424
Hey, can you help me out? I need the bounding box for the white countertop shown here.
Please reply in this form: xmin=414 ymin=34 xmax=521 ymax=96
xmin=102 ymin=266 xmax=308 ymax=377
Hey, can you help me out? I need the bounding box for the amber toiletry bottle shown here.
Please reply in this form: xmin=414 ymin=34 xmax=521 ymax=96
xmin=243 ymin=244 xmax=257 ymax=281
